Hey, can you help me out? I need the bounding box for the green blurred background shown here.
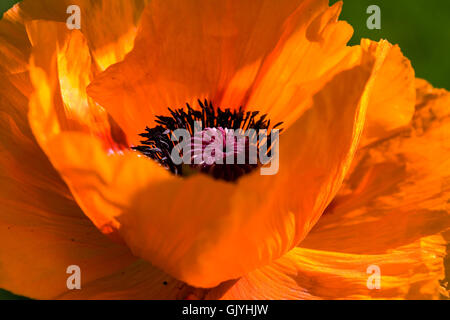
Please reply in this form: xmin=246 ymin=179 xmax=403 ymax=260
xmin=332 ymin=0 xmax=450 ymax=90
xmin=0 ymin=0 xmax=449 ymax=300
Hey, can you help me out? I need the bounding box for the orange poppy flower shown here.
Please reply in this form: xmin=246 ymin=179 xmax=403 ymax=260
xmin=0 ymin=0 xmax=449 ymax=299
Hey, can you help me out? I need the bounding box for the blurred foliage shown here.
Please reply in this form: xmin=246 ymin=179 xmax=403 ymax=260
xmin=0 ymin=0 xmax=17 ymax=18
xmin=0 ymin=0 xmax=449 ymax=300
xmin=0 ymin=289 xmax=28 ymax=300
xmin=331 ymin=0 xmax=450 ymax=90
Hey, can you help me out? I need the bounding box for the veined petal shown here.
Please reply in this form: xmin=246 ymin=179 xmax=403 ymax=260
xmin=4 ymin=0 xmax=447 ymax=299
xmin=0 ymin=76 xmax=128 ymax=300
xmin=217 ymin=48 xmax=380 ymax=280
xmin=18 ymin=0 xmax=147 ymax=71
xmin=25 ymin=1 xmax=412 ymax=290
xmin=59 ymin=260 xmax=196 ymax=300
xmin=0 ymin=44 xmax=136 ymax=302
xmin=0 ymin=7 xmax=180 ymax=300
xmin=30 ymin=43 xmax=383 ymax=288
xmin=26 ymin=20 xmax=127 ymax=152
xmin=207 ymin=235 xmax=446 ymax=299
xmin=87 ymin=0 xmax=346 ymax=146
xmin=0 ymin=191 xmax=137 ymax=300
xmin=209 ymin=63 xmax=449 ymax=301
xmin=0 ymin=5 xmax=30 ymax=74
xmin=73 ymin=0 xmax=148 ymax=72
xmin=245 ymin=1 xmax=354 ymax=129
xmin=301 ymin=79 xmax=450 ymax=255
xmin=360 ymin=39 xmax=416 ymax=145
xmin=0 ymin=169 xmax=182 ymax=300
xmin=295 ymin=79 xmax=450 ymax=298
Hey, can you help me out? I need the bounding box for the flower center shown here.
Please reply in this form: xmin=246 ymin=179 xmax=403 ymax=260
xmin=132 ymin=100 xmax=282 ymax=182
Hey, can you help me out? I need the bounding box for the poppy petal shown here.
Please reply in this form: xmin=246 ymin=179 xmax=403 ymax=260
xmin=0 ymin=191 xmax=137 ymax=300
xmin=207 ymin=235 xmax=446 ymax=299
xmin=291 ymin=79 xmax=449 ymax=299
xmin=0 ymin=8 xmax=179 ymax=300
xmin=25 ymin=2 xmax=409 ymax=289
xmin=222 ymin=46 xmax=382 ymax=278
xmin=360 ymin=39 xmax=416 ymax=145
xmin=0 ymin=5 xmax=30 ymax=74
xmin=58 ymin=260 xmax=195 ymax=300
xmin=0 ymin=168 xmax=182 ymax=300
xmin=207 ymin=72 xmax=450 ymax=301
xmin=29 ymin=45 xmax=382 ymax=288
xmin=0 ymin=70 xmax=133 ymax=300
xmin=0 ymin=60 xmax=152 ymax=303
xmin=87 ymin=0 xmax=343 ymax=145
xmin=73 ymin=0 xmax=148 ymax=72
xmin=18 ymin=0 xmax=147 ymax=71
xmin=245 ymin=1 xmax=354 ymax=129
xmin=26 ymin=20 xmax=127 ymax=151
xmin=301 ymin=79 xmax=450 ymax=255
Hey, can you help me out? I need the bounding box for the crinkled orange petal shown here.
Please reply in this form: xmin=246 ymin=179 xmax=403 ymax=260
xmin=0 ymin=7 xmax=183 ymax=300
xmin=28 ymin=26 xmax=384 ymax=288
xmin=219 ymin=0 xmax=349 ymax=111
xmin=207 ymin=235 xmax=446 ymax=299
xmin=0 ymin=5 xmax=30 ymax=74
xmin=0 ymin=188 xmax=137 ymax=300
xmin=0 ymin=98 xmax=178 ymax=301
xmin=0 ymin=81 xmax=147 ymax=301
xmin=282 ymin=79 xmax=449 ymax=299
xmin=208 ymin=49 xmax=382 ymax=280
xmin=5 ymin=0 xmax=448 ymax=299
xmin=245 ymin=1 xmax=354 ymax=129
xmin=26 ymin=20 xmax=129 ymax=152
xmin=19 ymin=0 xmax=150 ymax=147
xmin=72 ymin=0 xmax=149 ymax=72
xmin=207 ymin=78 xmax=450 ymax=301
xmin=25 ymin=22 xmax=239 ymax=286
xmin=360 ymin=39 xmax=416 ymax=145
xmin=0 ymin=174 xmax=183 ymax=300
xmin=25 ymin=20 xmax=128 ymax=235
xmin=301 ymin=79 xmax=450 ymax=255
xmin=87 ymin=0 xmax=347 ymax=146
xmin=59 ymin=260 xmax=195 ymax=300
xmin=18 ymin=0 xmax=147 ymax=72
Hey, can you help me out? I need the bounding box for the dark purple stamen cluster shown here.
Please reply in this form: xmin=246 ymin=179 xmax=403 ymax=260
xmin=132 ymin=100 xmax=282 ymax=182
